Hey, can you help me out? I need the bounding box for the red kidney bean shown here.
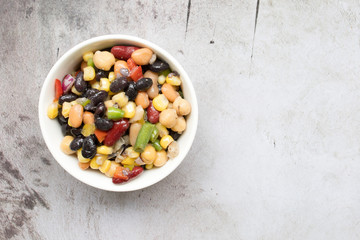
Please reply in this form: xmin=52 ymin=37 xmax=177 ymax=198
xmin=147 ymin=101 xmax=160 ymax=124
xmin=104 ymin=119 xmax=130 ymax=146
xmin=111 ymin=46 xmax=140 ymax=60
xmin=128 ymin=166 xmax=143 ymax=179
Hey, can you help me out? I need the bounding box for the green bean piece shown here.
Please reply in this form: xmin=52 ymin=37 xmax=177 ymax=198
xmin=152 ymin=139 xmax=163 ymax=151
xmin=134 ymin=122 xmax=155 ymax=153
xmin=159 ymin=69 xmax=171 ymax=77
xmin=76 ymin=98 xmax=91 ymax=107
xmin=106 ymin=107 xmax=124 ymax=120
xmin=150 ymin=127 xmax=159 ymax=143
xmin=87 ymin=58 xmax=95 ymax=68
xmin=178 ymin=90 xmax=184 ymax=98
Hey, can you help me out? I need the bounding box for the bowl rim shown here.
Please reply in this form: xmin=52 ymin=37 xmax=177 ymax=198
xmin=38 ymin=34 xmax=198 ymax=192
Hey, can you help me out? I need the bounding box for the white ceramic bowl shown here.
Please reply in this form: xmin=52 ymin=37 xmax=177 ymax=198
xmin=38 ymin=35 xmax=198 ymax=192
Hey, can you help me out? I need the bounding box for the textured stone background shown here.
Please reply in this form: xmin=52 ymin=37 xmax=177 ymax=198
xmin=1 ymin=0 xmax=360 ymax=239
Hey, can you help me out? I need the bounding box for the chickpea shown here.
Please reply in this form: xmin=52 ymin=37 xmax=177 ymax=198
xmin=135 ymin=92 xmax=150 ymax=109
xmin=83 ymin=111 xmax=94 ymax=124
xmin=167 ymin=141 xmax=179 ymax=159
xmin=171 ymin=116 xmax=186 ymax=133
xmin=159 ymin=109 xmax=178 ymax=128
xmin=161 ymin=83 xmax=180 ymax=102
xmin=144 ymin=70 xmax=159 ymax=99
xmin=93 ymin=51 xmax=115 ymax=71
xmin=69 ymin=104 xmax=83 ymax=128
xmin=114 ymin=60 xmax=129 ymax=76
xmin=173 ymin=97 xmax=191 ymax=116
xmin=153 ymin=150 xmax=168 ymax=167
xmin=129 ymin=123 xmax=142 ymax=146
xmin=60 ymin=136 xmax=75 ymax=155
xmin=140 ymin=145 xmax=157 ymax=164
xmin=131 ymin=48 xmax=153 ymax=65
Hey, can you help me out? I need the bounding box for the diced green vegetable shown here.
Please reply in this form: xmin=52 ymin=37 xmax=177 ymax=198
xmin=159 ymin=69 xmax=171 ymax=77
xmin=87 ymin=58 xmax=95 ymax=68
xmin=106 ymin=107 xmax=124 ymax=120
xmin=133 ymin=122 xmax=155 ymax=153
xmin=150 ymin=127 xmax=159 ymax=143
xmin=152 ymin=139 xmax=163 ymax=151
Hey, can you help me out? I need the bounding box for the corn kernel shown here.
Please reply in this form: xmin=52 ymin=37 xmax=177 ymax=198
xmin=155 ymin=123 xmax=169 ymax=137
xmin=81 ymin=123 xmax=95 ymax=137
xmin=104 ymin=100 xmax=114 ymax=109
xmin=99 ymin=160 xmax=111 ymax=173
xmin=61 ymin=102 xmax=71 ymax=118
xmin=152 ymin=94 xmax=169 ymax=111
xmin=47 ymin=102 xmax=58 ymax=119
xmin=83 ymin=51 xmax=94 ymax=62
xmin=71 ymin=85 xmax=82 ymax=96
xmin=90 ymin=158 xmax=100 ymax=169
xmin=112 ymin=92 xmax=128 ymax=107
xmin=124 ymin=147 xmax=140 ymax=158
xmin=94 ymin=154 xmax=107 ymax=165
xmin=99 ymin=78 xmax=110 ymax=92
xmin=77 ymin=149 xmax=91 ymax=163
xmin=166 ymin=74 xmax=181 ymax=86
xmin=145 ymin=163 xmax=153 ymax=170
xmin=123 ymin=164 xmax=134 ymax=171
xmin=91 ymin=81 xmax=100 ymax=90
xmin=108 ymin=71 xmax=116 ymax=82
xmin=122 ymin=101 xmax=136 ymax=118
xmin=160 ymin=135 xmax=174 ymax=149
xmin=105 ymin=162 xmax=120 ymax=177
xmin=158 ymin=75 xmax=166 ymax=84
xmin=121 ymin=157 xmax=136 ymax=165
xmin=97 ymin=145 xmax=113 ymax=155
xmin=83 ymin=66 xmax=95 ymax=81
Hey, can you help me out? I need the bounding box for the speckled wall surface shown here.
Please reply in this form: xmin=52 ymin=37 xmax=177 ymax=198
xmin=1 ymin=0 xmax=360 ymax=239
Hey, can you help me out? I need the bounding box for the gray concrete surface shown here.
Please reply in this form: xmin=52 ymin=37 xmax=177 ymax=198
xmin=1 ymin=0 xmax=360 ymax=239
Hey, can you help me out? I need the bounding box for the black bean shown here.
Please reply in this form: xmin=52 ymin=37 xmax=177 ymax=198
xmin=84 ymin=102 xmax=96 ymax=112
xmin=94 ymin=102 xmax=106 ymax=118
xmin=61 ymin=125 xmax=71 ymax=136
xmin=82 ymin=136 xmax=97 ymax=159
xmin=95 ymin=117 xmax=113 ymax=131
xmin=58 ymin=93 xmax=77 ymax=105
xmin=57 ymin=111 xmax=67 ymax=125
xmin=74 ymin=71 xmax=87 ymax=92
xmin=125 ymin=81 xmax=138 ymax=101
xmin=169 ymin=129 xmax=181 ymax=141
xmin=84 ymin=88 xmax=100 ymax=98
xmin=96 ymin=70 xmax=108 ymax=81
xmin=149 ymin=60 xmax=169 ymax=72
xmin=110 ymin=77 xmax=129 ymax=93
xmin=70 ymin=136 xmax=84 ymax=151
xmin=89 ymin=90 xmax=108 ymax=106
xmin=135 ymin=78 xmax=153 ymax=91
xmin=70 ymin=127 xmax=82 ymax=137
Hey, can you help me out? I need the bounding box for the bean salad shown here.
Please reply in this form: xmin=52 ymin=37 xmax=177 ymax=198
xmin=47 ymin=45 xmax=191 ymax=184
